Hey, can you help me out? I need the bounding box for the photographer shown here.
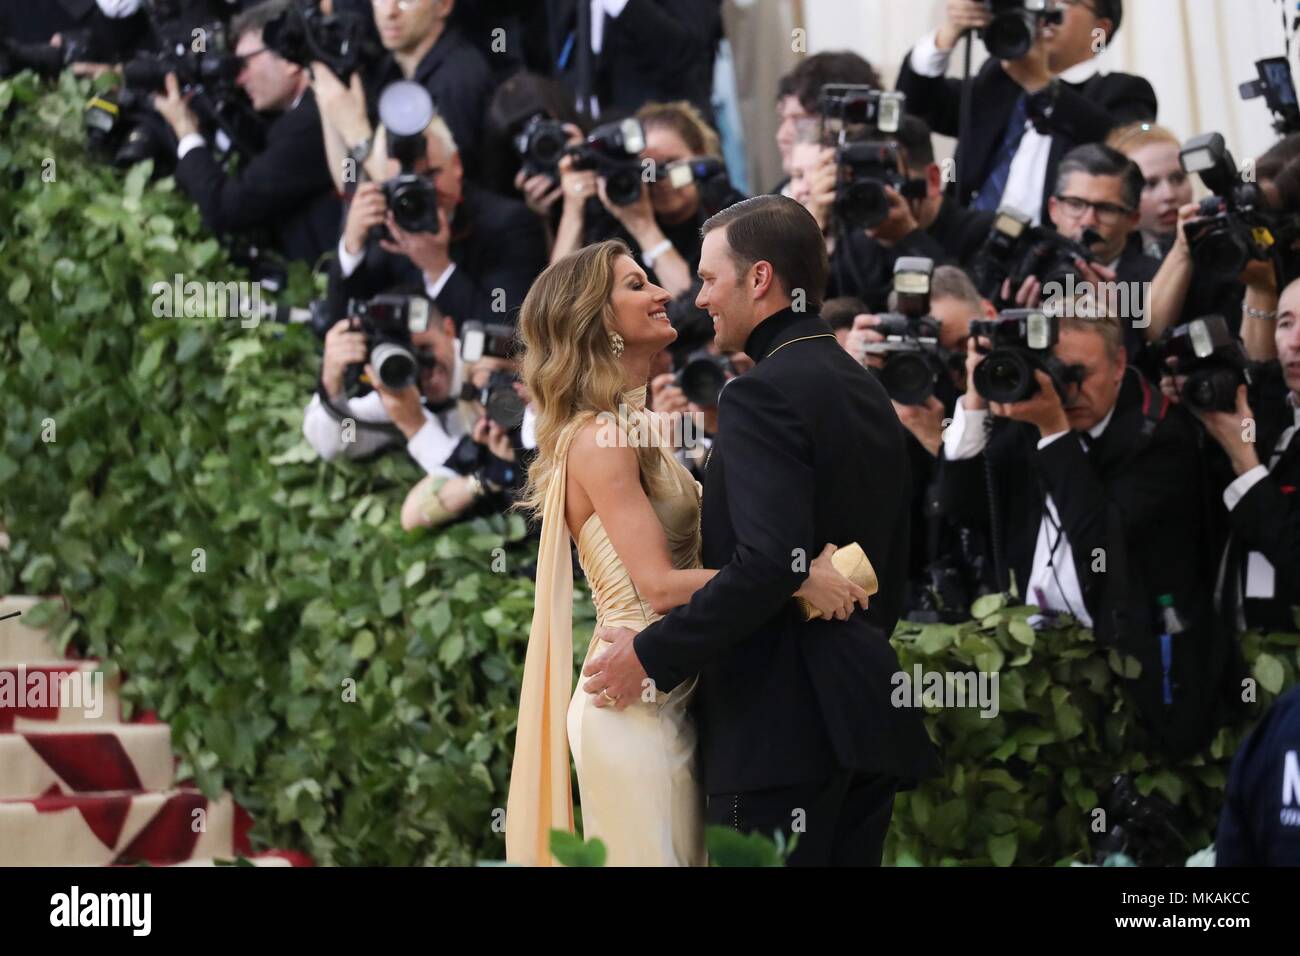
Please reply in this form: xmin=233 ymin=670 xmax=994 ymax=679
xmin=152 ymin=0 xmax=342 ymax=266
xmin=1188 ymin=277 xmax=1300 ymax=633
xmin=333 ymin=107 xmax=548 ymax=331
xmin=937 ymin=310 xmax=1235 ymax=754
xmin=1107 ymin=122 xmax=1194 ymax=261
xmin=313 ymin=0 xmax=493 ymax=183
xmin=897 ymin=0 xmax=1156 ymax=223
xmin=773 ymin=51 xmax=882 ymax=196
xmin=0 ymin=0 xmax=151 ymax=73
xmin=400 ymin=353 xmax=534 ymax=531
xmin=550 ymin=100 xmax=735 ymax=357
xmin=302 ymin=299 xmax=467 ymax=474
xmin=1146 ymin=133 xmax=1300 ymax=361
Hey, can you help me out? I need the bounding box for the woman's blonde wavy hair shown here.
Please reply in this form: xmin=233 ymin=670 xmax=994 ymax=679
xmin=516 ymin=239 xmax=671 ymax=520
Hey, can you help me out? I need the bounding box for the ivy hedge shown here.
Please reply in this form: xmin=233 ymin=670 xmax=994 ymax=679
xmin=2 ymin=73 xmax=1296 ymax=866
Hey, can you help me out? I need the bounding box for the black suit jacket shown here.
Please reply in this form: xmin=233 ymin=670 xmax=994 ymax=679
xmin=334 ymin=181 xmax=547 ymax=330
xmin=538 ymin=0 xmax=721 ymax=120
xmin=935 ymin=371 xmax=1240 ymax=754
xmin=927 ymin=196 xmax=996 ymax=268
xmin=1218 ymin=362 xmax=1300 ymax=632
xmin=634 ymin=308 xmax=941 ymax=794
xmin=896 ymin=54 xmax=1157 ymax=218
xmin=174 ymin=89 xmax=341 ymax=266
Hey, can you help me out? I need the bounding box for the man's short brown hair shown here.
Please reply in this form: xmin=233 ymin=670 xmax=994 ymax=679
xmin=701 ymin=195 xmax=829 ymax=313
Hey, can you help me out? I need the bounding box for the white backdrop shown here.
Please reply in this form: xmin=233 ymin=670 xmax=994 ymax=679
xmin=800 ymin=0 xmax=1293 ymax=166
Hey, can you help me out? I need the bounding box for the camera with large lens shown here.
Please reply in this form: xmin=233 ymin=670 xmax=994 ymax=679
xmin=1154 ymin=314 xmax=1253 ymax=413
xmin=515 ymin=112 xmax=569 ymax=180
xmin=971 ymin=203 xmax=1099 ymax=305
xmin=369 ymin=82 xmax=441 ymax=243
xmin=0 ymin=27 xmax=96 ymax=79
xmin=832 ymin=140 xmax=927 ymax=231
xmin=970 ymin=309 xmax=1082 ymax=403
xmin=865 ymin=258 xmax=951 ymax=405
xmin=463 ymin=370 xmax=527 ymax=435
xmin=1179 ymin=132 xmax=1276 ymax=280
xmin=675 ymin=351 xmax=734 ymax=407
xmin=566 ymin=118 xmax=647 ymax=207
xmin=344 ymin=294 xmax=432 ymax=393
xmin=262 ymin=0 xmax=369 ymax=81
xmin=981 ymin=0 xmax=1063 ymax=61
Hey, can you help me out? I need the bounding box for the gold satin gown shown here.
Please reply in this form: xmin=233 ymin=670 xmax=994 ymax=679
xmin=565 ymin=391 xmax=707 ymax=867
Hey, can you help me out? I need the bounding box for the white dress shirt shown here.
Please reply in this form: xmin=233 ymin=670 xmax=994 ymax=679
xmin=336 ymin=237 xmax=458 ymax=303
xmin=944 ymin=399 xmax=1116 ymax=625
xmin=909 ymin=32 xmax=1099 ymax=224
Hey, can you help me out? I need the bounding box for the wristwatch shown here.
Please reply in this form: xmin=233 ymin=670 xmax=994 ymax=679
xmin=641 ymin=238 xmax=673 ymax=270
xmin=346 ymin=135 xmax=373 ymax=167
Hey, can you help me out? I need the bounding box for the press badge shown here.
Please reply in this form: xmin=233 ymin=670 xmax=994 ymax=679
xmin=1246 ymin=551 xmax=1276 ymax=599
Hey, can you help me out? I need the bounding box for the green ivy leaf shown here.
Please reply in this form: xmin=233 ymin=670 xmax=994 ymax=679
xmin=7 ymin=273 xmax=31 ymax=305
xmin=1253 ymin=652 xmax=1284 ymax=695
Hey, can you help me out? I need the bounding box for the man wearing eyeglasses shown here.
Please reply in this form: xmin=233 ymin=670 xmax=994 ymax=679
xmin=1044 ymin=143 xmax=1161 ymax=364
xmin=153 ymin=0 xmax=341 ymax=265
xmin=897 ymin=0 xmax=1156 ymax=225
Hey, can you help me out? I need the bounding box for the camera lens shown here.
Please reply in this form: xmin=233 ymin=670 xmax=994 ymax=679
xmin=606 ymin=166 xmax=644 ymax=206
xmin=1183 ymin=365 xmax=1240 ymax=413
xmin=840 ymin=180 xmax=889 ymax=230
xmin=1189 ymin=224 xmax=1251 ymax=279
xmin=678 ymin=359 xmax=727 ymax=407
xmin=975 ymin=349 xmax=1036 ymax=404
xmin=486 ymin=386 xmax=527 ymax=433
xmin=371 ymin=342 xmax=419 ymax=391
xmin=879 ymin=353 xmax=936 ymax=406
xmin=985 ymin=11 xmax=1036 ymax=60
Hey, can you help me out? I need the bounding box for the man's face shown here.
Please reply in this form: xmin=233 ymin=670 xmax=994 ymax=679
xmin=235 ymin=31 xmax=299 ymax=112
xmin=1049 ymin=171 xmax=1138 ymax=263
xmin=787 ymin=141 xmax=829 ymax=209
xmin=776 ymin=95 xmax=811 ymax=174
xmin=696 ymin=228 xmax=756 ymax=353
xmin=931 ymin=294 xmax=984 ymax=352
xmin=373 ymin=0 xmax=449 ymax=54
xmin=643 ymin=124 xmax=697 ymax=225
xmin=412 ymin=316 xmax=456 ymax=403
xmin=388 ymin=131 xmax=463 ymax=213
xmin=1275 ymin=280 xmax=1300 ymax=395
xmin=1041 ymin=0 xmax=1109 ymax=73
xmin=1053 ymin=325 xmax=1124 ymax=432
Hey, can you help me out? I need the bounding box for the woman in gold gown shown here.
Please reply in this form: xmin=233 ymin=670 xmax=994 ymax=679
xmin=505 ymin=240 xmax=860 ymax=866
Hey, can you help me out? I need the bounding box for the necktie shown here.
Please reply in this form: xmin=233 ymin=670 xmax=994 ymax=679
xmin=972 ymin=93 xmax=1029 ymax=212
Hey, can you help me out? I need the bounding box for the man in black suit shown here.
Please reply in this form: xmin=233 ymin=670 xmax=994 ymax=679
xmin=581 ymin=195 xmax=940 ymax=866
xmin=1192 ymin=277 xmax=1300 ymax=634
xmin=896 ymin=0 xmax=1156 ymax=223
xmin=528 ymin=0 xmax=722 ymax=121
xmin=333 ymin=110 xmax=547 ymax=330
xmin=152 ymin=0 xmax=341 ymax=266
xmin=936 ymin=312 xmax=1238 ymax=755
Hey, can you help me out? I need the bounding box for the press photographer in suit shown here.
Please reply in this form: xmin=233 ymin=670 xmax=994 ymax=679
xmin=581 ymin=196 xmax=940 ymax=865
xmin=152 ymin=0 xmax=342 ymax=266
xmin=937 ymin=309 xmax=1237 ymax=754
xmin=897 ymin=0 xmax=1156 ymax=223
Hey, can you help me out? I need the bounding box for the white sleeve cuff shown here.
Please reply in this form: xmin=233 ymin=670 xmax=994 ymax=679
xmin=177 ymin=133 xmax=206 ymax=160
xmin=601 ymin=0 xmax=631 ymax=16
xmin=942 ymin=401 xmax=990 ymax=461
xmin=909 ymin=31 xmax=951 ymax=78
xmin=1036 ymin=430 xmax=1070 ymax=450
xmin=1224 ymin=465 xmax=1270 ymax=512
xmin=406 ymin=416 xmax=461 ymax=475
xmin=337 ymin=236 xmax=366 ymax=279
xmin=424 ymin=262 xmax=457 ymax=302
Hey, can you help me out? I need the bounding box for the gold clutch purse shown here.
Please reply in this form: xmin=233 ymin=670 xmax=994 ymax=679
xmin=797 ymin=542 xmax=879 ymax=621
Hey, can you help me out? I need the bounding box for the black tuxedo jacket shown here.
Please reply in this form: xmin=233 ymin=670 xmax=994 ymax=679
xmin=896 ymin=54 xmax=1157 ymax=218
xmin=634 ymin=308 xmax=941 ymax=794
xmin=332 ymin=181 xmax=547 ymax=330
xmin=1219 ymin=362 xmax=1300 ymax=632
xmin=935 ymin=371 xmax=1240 ymax=754
xmin=534 ymin=0 xmax=721 ymax=120
xmin=174 ymin=89 xmax=341 ymax=266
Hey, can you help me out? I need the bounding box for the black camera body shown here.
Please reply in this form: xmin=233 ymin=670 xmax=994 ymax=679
xmin=660 ymin=157 xmax=745 ymax=216
xmin=0 ymin=28 xmax=96 ymax=79
xmin=566 ymin=117 xmax=647 ymax=207
xmin=675 ymin=351 xmax=734 ymax=407
xmin=1180 ymin=132 xmax=1276 ymax=280
xmin=368 ymin=82 xmax=441 ymax=243
xmin=344 ymin=294 xmax=432 ymax=393
xmin=460 ymin=321 xmax=517 ymax=363
xmin=972 ymin=205 xmax=1099 ymax=305
xmin=833 ymin=141 xmax=926 ymax=231
xmin=1155 ymin=314 xmax=1253 ymax=413
xmin=819 ymin=84 xmax=905 ymax=135
xmin=262 ymin=0 xmax=369 ymax=81
xmin=515 ymin=113 xmax=569 ymax=180
xmin=867 ymin=258 xmax=950 ymax=406
xmin=1240 ymin=56 xmax=1300 ymax=137
xmin=970 ymin=309 xmax=1081 ymax=404
xmin=982 ymin=0 xmax=1063 ymax=60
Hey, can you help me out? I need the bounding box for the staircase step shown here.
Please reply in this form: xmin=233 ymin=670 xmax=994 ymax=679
xmin=0 ymin=661 xmax=122 ymax=729
xmin=0 ymin=595 xmax=67 ymax=663
xmin=0 ymin=789 xmax=238 ymax=866
xmin=0 ymin=723 xmax=175 ymax=799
